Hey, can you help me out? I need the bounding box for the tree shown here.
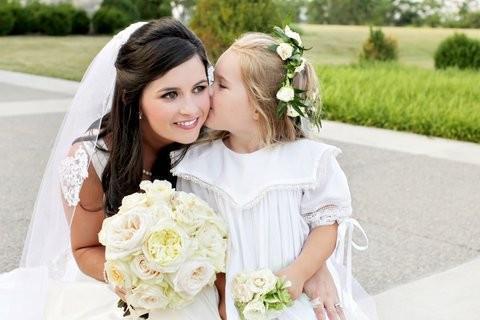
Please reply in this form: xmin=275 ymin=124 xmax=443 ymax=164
xmin=307 ymin=0 xmax=394 ymax=25
xmin=190 ymin=0 xmax=290 ymax=60
xmin=136 ymin=0 xmax=171 ymax=20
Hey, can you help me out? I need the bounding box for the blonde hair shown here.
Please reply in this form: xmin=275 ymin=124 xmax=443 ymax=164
xmin=204 ymin=32 xmax=321 ymax=145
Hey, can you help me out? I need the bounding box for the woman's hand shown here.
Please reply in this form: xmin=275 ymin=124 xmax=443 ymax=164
xmin=114 ymin=286 xmax=127 ymax=302
xmin=218 ymin=296 xmax=227 ymax=320
xmin=303 ymin=265 xmax=346 ymax=320
xmin=276 ymin=265 xmax=307 ymax=301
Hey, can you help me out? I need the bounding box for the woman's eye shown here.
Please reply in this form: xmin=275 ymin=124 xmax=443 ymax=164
xmin=162 ymin=91 xmax=178 ymax=100
xmin=219 ymin=83 xmax=227 ymax=89
xmin=193 ymin=85 xmax=207 ymax=94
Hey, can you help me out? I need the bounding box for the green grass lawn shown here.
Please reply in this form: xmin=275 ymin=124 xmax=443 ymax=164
xmin=0 ymin=25 xmax=479 ymax=142
xmin=0 ymin=35 xmax=110 ymax=81
xmin=318 ymin=63 xmax=480 ymax=143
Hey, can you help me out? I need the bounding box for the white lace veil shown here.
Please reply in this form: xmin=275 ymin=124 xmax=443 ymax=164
xmin=20 ymin=22 xmax=148 ymax=280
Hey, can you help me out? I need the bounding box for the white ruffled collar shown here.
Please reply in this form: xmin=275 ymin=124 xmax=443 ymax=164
xmin=171 ymin=139 xmax=341 ymax=209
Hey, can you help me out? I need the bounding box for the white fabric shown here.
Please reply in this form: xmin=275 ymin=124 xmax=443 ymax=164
xmin=172 ymin=138 xmax=378 ymax=320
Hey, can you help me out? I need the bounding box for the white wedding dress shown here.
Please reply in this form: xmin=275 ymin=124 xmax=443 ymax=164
xmin=172 ymin=138 xmax=378 ymax=320
xmin=0 ymin=137 xmax=221 ymax=320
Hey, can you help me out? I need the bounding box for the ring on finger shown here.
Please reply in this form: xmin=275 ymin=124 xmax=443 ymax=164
xmin=310 ymin=297 xmax=323 ymax=309
xmin=334 ymin=302 xmax=343 ymax=309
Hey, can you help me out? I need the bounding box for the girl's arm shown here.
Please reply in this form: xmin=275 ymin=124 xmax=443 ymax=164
xmin=277 ymin=223 xmax=338 ymax=299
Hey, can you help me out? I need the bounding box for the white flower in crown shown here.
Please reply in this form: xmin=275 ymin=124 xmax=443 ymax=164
xmin=276 ymin=43 xmax=293 ymax=60
xmin=276 ymin=86 xmax=295 ymax=102
xmin=294 ymin=58 xmax=306 ymax=74
xmin=287 ymin=105 xmax=301 ymax=118
xmin=284 ymin=25 xmax=302 ymax=46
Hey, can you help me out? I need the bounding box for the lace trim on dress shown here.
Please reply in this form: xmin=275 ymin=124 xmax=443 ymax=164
xmin=171 ymin=147 xmax=341 ymax=210
xmin=302 ymin=204 xmax=351 ymax=228
xmin=59 ymin=145 xmax=90 ymax=207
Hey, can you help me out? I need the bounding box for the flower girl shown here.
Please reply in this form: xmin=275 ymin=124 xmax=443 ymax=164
xmin=171 ymin=27 xmax=377 ymax=320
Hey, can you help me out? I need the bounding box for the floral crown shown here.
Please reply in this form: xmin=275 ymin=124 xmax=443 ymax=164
xmin=270 ymin=26 xmax=320 ymax=127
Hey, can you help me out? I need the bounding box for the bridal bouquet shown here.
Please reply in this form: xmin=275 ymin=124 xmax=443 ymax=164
xmin=99 ymin=180 xmax=228 ymax=317
xmin=233 ymin=269 xmax=294 ymax=320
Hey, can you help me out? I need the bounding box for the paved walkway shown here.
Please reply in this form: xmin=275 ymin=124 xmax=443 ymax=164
xmin=0 ymin=70 xmax=479 ymax=318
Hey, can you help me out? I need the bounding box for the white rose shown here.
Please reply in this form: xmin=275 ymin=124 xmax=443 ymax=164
xmin=130 ymin=254 xmax=163 ymax=281
xmin=104 ymin=259 xmax=136 ymax=289
xmin=119 ymin=192 xmax=148 ymax=213
xmin=171 ymin=191 xmax=219 ymax=233
xmin=142 ymin=218 xmax=190 ymax=273
xmin=126 ymin=282 xmax=171 ymax=310
xmin=276 ymin=86 xmax=295 ymax=102
xmin=170 ymin=260 xmax=216 ymax=297
xmin=294 ymin=58 xmax=306 ymax=74
xmin=284 ymin=25 xmax=302 ymax=46
xmin=276 ymin=43 xmax=293 ymax=60
xmin=232 ymin=273 xmax=256 ymax=303
xmin=192 ymin=222 xmax=227 ymax=272
xmin=287 ymin=105 xmax=301 ymax=118
xmin=141 ymin=180 xmax=175 ymax=209
xmin=99 ymin=208 xmax=155 ymax=260
xmin=243 ymin=300 xmax=267 ymax=320
xmin=246 ymin=269 xmax=277 ymax=295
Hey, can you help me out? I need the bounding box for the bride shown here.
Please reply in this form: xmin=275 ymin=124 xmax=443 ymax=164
xmin=1 ymin=18 xmax=221 ymax=320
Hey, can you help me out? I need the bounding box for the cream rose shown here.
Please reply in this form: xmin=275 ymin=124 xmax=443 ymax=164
xmin=232 ymin=273 xmax=254 ymax=303
xmin=130 ymin=254 xmax=163 ymax=281
xmin=243 ymin=300 xmax=267 ymax=320
xmin=276 ymin=43 xmax=293 ymax=60
xmin=140 ymin=180 xmax=175 ymax=208
xmin=170 ymin=260 xmax=215 ymax=297
xmin=246 ymin=269 xmax=277 ymax=294
xmin=142 ymin=219 xmax=190 ymax=273
xmin=126 ymin=282 xmax=171 ymax=310
xmin=104 ymin=260 xmax=136 ymax=289
xmin=276 ymin=86 xmax=295 ymax=102
xmin=99 ymin=208 xmax=154 ymax=260
xmin=284 ymin=25 xmax=302 ymax=46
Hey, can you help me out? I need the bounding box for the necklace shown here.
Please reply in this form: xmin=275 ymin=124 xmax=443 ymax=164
xmin=142 ymin=169 xmax=152 ymax=177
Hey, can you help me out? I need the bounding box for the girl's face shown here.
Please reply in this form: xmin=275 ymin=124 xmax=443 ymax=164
xmin=140 ymin=55 xmax=210 ymax=146
xmin=206 ymin=49 xmax=259 ymax=136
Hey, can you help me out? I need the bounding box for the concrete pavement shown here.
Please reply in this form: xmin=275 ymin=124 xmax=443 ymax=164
xmin=0 ymin=70 xmax=479 ymax=318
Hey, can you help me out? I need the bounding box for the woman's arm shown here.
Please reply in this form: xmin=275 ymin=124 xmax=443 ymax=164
xmin=69 ymin=159 xmax=107 ymax=282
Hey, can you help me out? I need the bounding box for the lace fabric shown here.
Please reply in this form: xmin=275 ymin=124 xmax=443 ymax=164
xmin=59 ymin=145 xmax=91 ymax=207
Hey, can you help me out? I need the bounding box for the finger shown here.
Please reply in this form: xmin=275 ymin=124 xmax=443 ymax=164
xmin=313 ymin=305 xmax=325 ymax=320
xmin=336 ymin=304 xmax=347 ymax=320
xmin=325 ymin=301 xmax=340 ymax=320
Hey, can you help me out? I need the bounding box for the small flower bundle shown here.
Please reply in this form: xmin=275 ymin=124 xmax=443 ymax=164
xmin=270 ymin=25 xmax=320 ymax=126
xmin=98 ymin=180 xmax=228 ymax=317
xmin=233 ymin=269 xmax=294 ymax=320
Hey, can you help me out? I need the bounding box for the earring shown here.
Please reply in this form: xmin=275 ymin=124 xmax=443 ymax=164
xmin=139 ymin=111 xmax=142 ymax=120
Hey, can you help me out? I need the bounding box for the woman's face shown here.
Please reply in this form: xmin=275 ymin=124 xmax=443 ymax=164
xmin=206 ymin=49 xmax=259 ymax=135
xmin=140 ymin=55 xmax=210 ymax=146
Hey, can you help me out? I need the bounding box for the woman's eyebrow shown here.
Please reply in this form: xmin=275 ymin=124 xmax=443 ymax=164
xmin=156 ymin=79 xmax=208 ymax=93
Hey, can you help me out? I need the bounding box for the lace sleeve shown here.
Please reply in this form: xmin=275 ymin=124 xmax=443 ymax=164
xmin=301 ymin=152 xmax=352 ymax=229
xmin=59 ymin=144 xmax=91 ymax=207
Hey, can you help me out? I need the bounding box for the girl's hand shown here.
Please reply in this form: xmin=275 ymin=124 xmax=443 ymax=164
xmin=303 ymin=265 xmax=346 ymax=320
xmin=276 ymin=265 xmax=307 ymax=300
